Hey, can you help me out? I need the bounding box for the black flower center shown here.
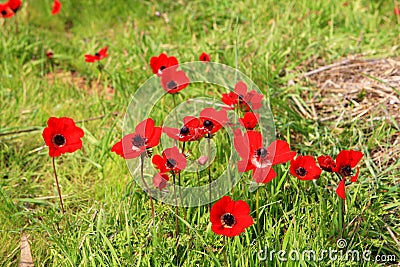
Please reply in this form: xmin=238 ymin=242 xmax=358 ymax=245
xmin=341 ymin=165 xmax=352 ymax=177
xmin=179 ymin=125 xmax=190 ymax=135
xmin=221 ymin=213 xmax=236 ymax=228
xmin=132 ymin=135 xmax=146 ymax=148
xmin=166 ymin=80 xmax=178 ymax=90
xmin=166 ymin=158 xmax=177 ymax=169
xmin=203 ymin=120 xmax=214 ymax=130
xmin=159 ymin=66 xmax=166 ymax=71
xmin=1 ymin=10 xmax=7 ymax=15
xmin=52 ymin=134 xmax=66 ymax=147
xmin=256 ymin=147 xmax=268 ymax=158
xmin=95 ymin=52 xmax=100 ymax=57
xmin=295 ymin=167 xmax=307 ymax=177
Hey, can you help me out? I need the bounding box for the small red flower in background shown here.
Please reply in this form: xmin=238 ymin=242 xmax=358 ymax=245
xmin=111 ymin=118 xmax=162 ymax=159
xmin=0 ymin=3 xmax=14 ymax=18
xmin=239 ymin=112 xmax=259 ymax=130
xmin=163 ymin=116 xmax=203 ymax=142
xmin=221 ymin=81 xmax=264 ymax=111
xmin=153 ymin=172 xmax=169 ymax=190
xmin=210 ymin=196 xmax=253 ymax=237
xmin=395 ymin=7 xmax=400 ymax=15
xmin=152 ymin=146 xmax=187 ymax=173
xmin=84 ymin=46 xmax=108 ymax=63
xmin=150 ymin=53 xmax=179 ymax=76
xmin=42 ymin=117 xmax=84 ymax=157
xmin=160 ymin=67 xmax=190 ymax=94
xmin=7 ymin=0 xmax=21 ymax=13
xmin=290 ymin=155 xmax=322 ymax=180
xmin=46 ymin=51 xmax=54 ymax=59
xmin=199 ymin=52 xmax=211 ymax=62
xmin=234 ymin=129 xmax=296 ymax=183
xmin=317 ymin=155 xmax=336 ymax=172
xmin=51 ymin=0 xmax=61 ymax=15
xmin=199 ymin=108 xmax=228 ymax=136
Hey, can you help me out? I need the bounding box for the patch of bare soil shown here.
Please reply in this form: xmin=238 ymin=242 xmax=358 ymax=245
xmin=46 ymin=70 xmax=114 ymax=100
xmin=297 ymin=57 xmax=400 ymax=167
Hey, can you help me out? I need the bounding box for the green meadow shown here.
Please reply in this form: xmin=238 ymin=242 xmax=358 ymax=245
xmin=1 ymin=0 xmax=399 ymax=266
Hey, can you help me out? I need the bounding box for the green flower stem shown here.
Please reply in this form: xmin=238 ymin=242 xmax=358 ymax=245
xmin=52 ymin=157 xmax=65 ymax=214
xmin=140 ymin=153 xmax=154 ymax=220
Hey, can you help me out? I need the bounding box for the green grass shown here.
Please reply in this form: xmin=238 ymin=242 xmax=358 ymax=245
xmin=1 ymin=0 xmax=399 ymax=266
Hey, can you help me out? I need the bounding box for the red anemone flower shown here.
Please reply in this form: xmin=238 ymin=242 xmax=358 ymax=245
xmin=333 ymin=150 xmax=363 ymax=182
xmin=199 ymin=108 xmax=228 ymax=136
xmin=210 ymin=196 xmax=253 ymax=237
xmin=7 ymin=0 xmax=21 ymax=13
xmin=46 ymin=51 xmax=54 ymax=59
xmin=234 ymin=129 xmax=296 ymax=183
xmin=84 ymin=46 xmax=108 ymax=63
xmin=199 ymin=52 xmax=211 ymax=62
xmin=51 ymin=0 xmax=61 ymax=15
xmin=152 ymin=146 xmax=187 ymax=173
xmin=153 ymin=172 xmax=169 ymax=190
xmin=317 ymin=155 xmax=336 ymax=172
xmin=42 ymin=117 xmax=84 ymax=157
xmin=111 ymin=118 xmax=162 ymax=159
xmin=221 ymin=81 xmax=264 ymax=111
xmin=0 ymin=4 xmax=14 ymax=18
xmin=290 ymin=155 xmax=322 ymax=180
xmin=239 ymin=112 xmax=259 ymax=130
xmin=163 ymin=116 xmax=204 ymax=142
xmin=150 ymin=53 xmax=179 ymax=76
xmin=160 ymin=67 xmax=190 ymax=94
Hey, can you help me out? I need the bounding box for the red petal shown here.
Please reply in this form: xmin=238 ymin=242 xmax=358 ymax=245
xmin=245 ymin=131 xmax=263 ymax=156
xmin=98 ymin=46 xmax=108 ymax=58
xmin=252 ymin=167 xmax=276 ymax=183
xmin=210 ymin=196 xmax=232 ymax=224
xmin=51 ymin=0 xmax=61 ymax=15
xmin=146 ymin=126 xmax=162 ymax=148
xmin=233 ymin=129 xmax=249 ymax=159
xmin=269 ymin=140 xmax=296 ymax=165
xmin=84 ymin=55 xmax=98 ymax=62
xmin=163 ymin=127 xmax=180 ymax=140
xmin=135 ymin=118 xmax=153 ymax=135
xmin=234 ymin=81 xmax=248 ymax=96
xmin=111 ymin=140 xmax=125 ymax=158
xmin=348 ymin=150 xmax=363 ymax=168
xmin=350 ymin=167 xmax=360 ymax=183
xmin=153 ymin=173 xmax=169 ymax=190
xmin=152 ymin=154 xmax=166 ymax=172
xmin=336 ymin=180 xmax=346 ymax=199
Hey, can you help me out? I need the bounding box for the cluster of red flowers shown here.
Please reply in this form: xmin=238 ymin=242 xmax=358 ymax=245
xmin=318 ymin=150 xmax=363 ymax=199
xmin=39 ymin=51 xmax=363 ymax=237
xmin=0 ymin=0 xmax=61 ymax=18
